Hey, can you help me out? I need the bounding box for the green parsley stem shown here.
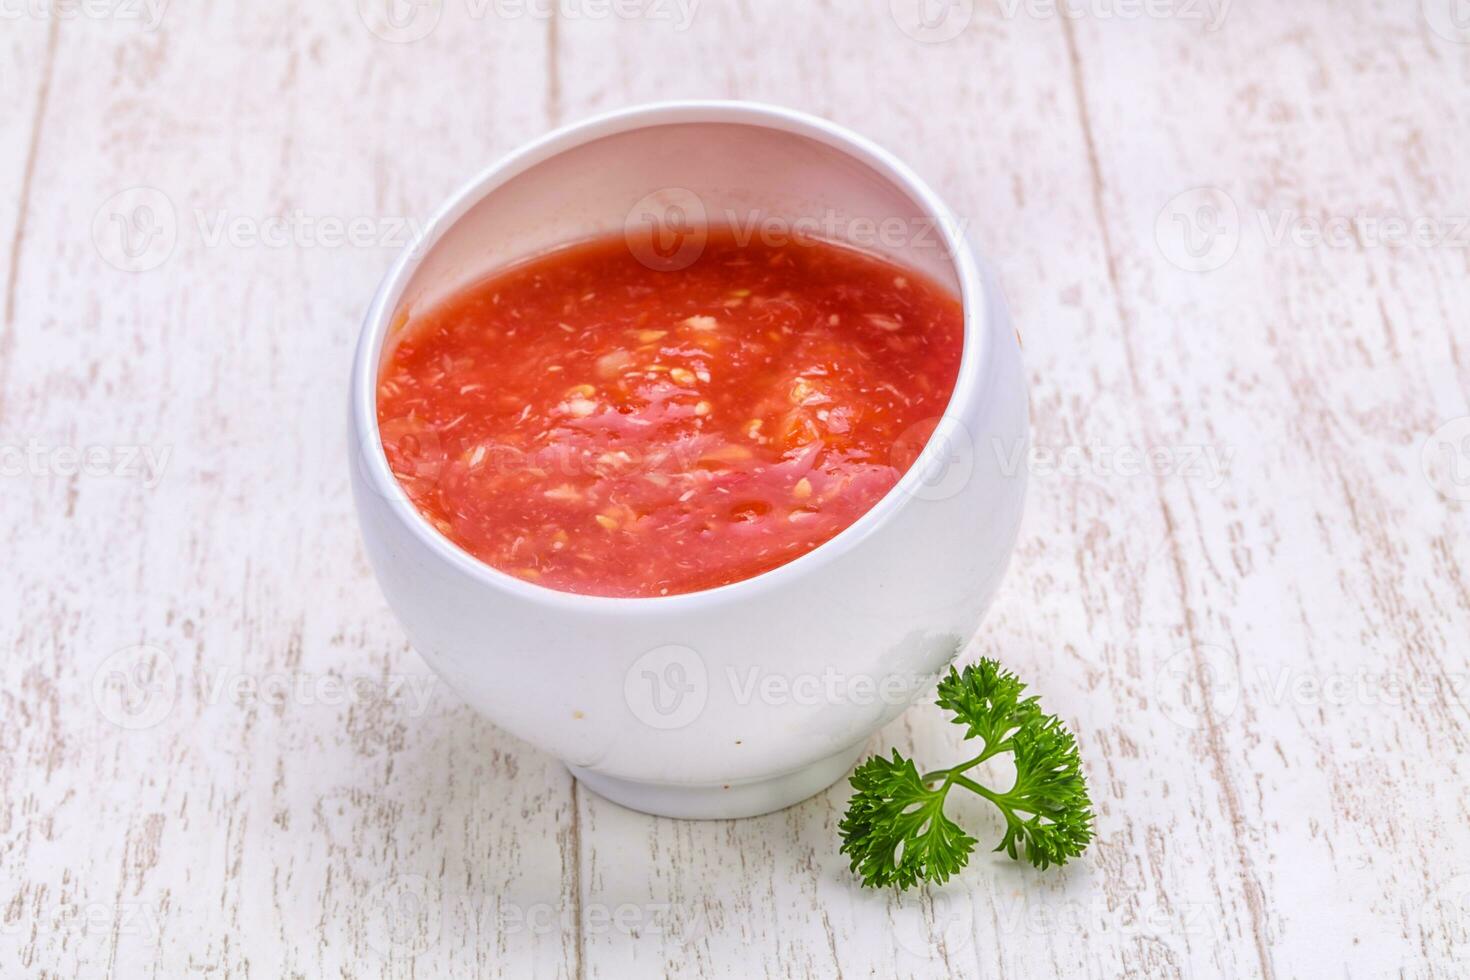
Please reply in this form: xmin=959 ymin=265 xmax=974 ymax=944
xmin=920 ymin=739 xmax=1010 ymax=784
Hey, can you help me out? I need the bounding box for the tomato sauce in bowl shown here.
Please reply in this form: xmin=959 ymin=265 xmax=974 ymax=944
xmin=376 ymin=230 xmax=963 ymax=598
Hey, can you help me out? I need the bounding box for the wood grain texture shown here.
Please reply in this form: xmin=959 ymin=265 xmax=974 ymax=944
xmin=2 ymin=2 xmax=1467 ymax=977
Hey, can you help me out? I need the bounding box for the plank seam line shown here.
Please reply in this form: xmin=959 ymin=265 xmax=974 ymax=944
xmin=0 ymin=15 xmax=61 ymax=425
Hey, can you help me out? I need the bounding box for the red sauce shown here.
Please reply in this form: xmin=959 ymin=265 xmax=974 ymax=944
xmin=377 ymin=231 xmax=963 ymax=597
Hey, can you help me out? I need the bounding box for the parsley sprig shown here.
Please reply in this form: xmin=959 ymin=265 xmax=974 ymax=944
xmin=839 ymin=659 xmax=1094 ymax=889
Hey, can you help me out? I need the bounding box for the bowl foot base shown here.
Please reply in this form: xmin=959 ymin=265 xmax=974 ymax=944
xmin=567 ymin=742 xmax=867 ymax=820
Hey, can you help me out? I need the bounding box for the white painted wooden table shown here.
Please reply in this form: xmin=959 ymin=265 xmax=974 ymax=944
xmin=4 ymin=2 xmax=1469 ymax=977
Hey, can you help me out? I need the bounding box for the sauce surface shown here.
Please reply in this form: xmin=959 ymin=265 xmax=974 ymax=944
xmin=376 ymin=231 xmax=963 ymax=597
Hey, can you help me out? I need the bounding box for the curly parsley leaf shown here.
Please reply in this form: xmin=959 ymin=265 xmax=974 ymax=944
xmin=839 ymin=660 xmax=1094 ymax=888
xmin=838 ymin=750 xmax=977 ymax=889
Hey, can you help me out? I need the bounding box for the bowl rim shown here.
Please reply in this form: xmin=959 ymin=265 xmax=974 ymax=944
xmin=351 ymin=99 xmax=989 ymax=613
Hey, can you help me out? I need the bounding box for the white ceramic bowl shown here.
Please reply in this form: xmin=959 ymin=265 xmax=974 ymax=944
xmin=349 ymin=101 xmax=1028 ymax=819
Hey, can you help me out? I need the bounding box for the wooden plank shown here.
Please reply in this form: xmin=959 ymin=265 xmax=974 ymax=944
xmin=0 ymin=7 xmax=575 ymax=978
xmin=1054 ymin=4 xmax=1470 ymax=978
